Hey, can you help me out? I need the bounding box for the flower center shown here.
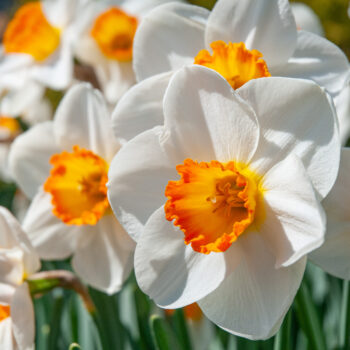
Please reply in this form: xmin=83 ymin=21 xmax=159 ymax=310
xmin=44 ymin=146 xmax=109 ymax=226
xmin=90 ymin=7 xmax=138 ymax=62
xmin=165 ymin=159 xmax=260 ymax=254
xmin=194 ymin=41 xmax=271 ymax=89
xmin=0 ymin=304 xmax=10 ymax=322
xmin=3 ymin=2 xmax=60 ymax=62
xmin=0 ymin=116 xmax=21 ymax=141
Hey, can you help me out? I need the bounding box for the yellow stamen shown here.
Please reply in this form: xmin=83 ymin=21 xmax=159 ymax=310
xmin=165 ymin=159 xmax=263 ymax=254
xmin=0 ymin=116 xmax=21 ymax=140
xmin=91 ymin=7 xmax=138 ymax=61
xmin=194 ymin=41 xmax=271 ymax=89
xmin=3 ymin=2 xmax=60 ymax=62
xmin=44 ymin=146 xmax=109 ymax=225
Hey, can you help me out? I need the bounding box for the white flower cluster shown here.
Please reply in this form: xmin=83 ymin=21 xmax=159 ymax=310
xmin=0 ymin=0 xmax=349 ymax=347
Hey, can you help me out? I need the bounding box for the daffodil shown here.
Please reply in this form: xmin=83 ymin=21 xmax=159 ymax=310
xmin=113 ymin=0 xmax=349 ymax=143
xmin=0 ymin=206 xmax=41 ymax=350
xmin=107 ymin=65 xmax=340 ymax=339
xmin=0 ymin=0 xmax=88 ymax=91
xmin=73 ymin=0 xmax=182 ymax=104
xmin=9 ymin=83 xmax=135 ymax=294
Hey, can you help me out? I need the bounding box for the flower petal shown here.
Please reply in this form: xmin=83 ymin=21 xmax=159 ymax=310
xmin=107 ymin=127 xmax=179 ymax=242
xmin=30 ymin=37 xmax=73 ymax=90
xmin=238 ymin=76 xmax=340 ymax=199
xmin=11 ymin=283 xmax=35 ymax=350
xmin=95 ymin=61 xmax=135 ymax=105
xmin=135 ymin=207 xmax=241 ymax=308
xmin=334 ymin=76 xmax=350 ymax=145
xmin=133 ymin=2 xmax=209 ymax=81
xmin=260 ymin=155 xmax=325 ymax=268
xmin=8 ymin=121 xmax=59 ymax=199
xmin=206 ymin=0 xmax=297 ymax=68
xmin=310 ymin=148 xmax=350 ymax=279
xmin=163 ymin=65 xmax=259 ymax=163
xmin=71 ymin=215 xmax=135 ymax=294
xmin=198 ymin=232 xmax=306 ymax=340
xmin=0 ymin=318 xmax=16 ymax=350
xmin=112 ymin=71 xmax=173 ymax=143
xmin=0 ymin=207 xmax=40 ymax=277
xmin=54 ymin=83 xmax=120 ymax=161
xmin=22 ymin=189 xmax=83 ymax=260
xmin=272 ymin=30 xmax=349 ymax=96
xmin=290 ymin=3 xmax=324 ymax=36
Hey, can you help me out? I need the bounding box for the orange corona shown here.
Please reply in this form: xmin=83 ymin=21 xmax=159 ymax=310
xmin=3 ymin=2 xmax=60 ymax=61
xmin=44 ymin=146 xmax=109 ymax=226
xmin=91 ymin=7 xmax=138 ymax=61
xmin=0 ymin=304 xmax=10 ymax=322
xmin=194 ymin=41 xmax=271 ymax=89
xmin=165 ymin=159 xmax=261 ymax=254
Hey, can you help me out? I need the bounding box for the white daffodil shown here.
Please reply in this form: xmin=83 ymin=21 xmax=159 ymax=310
xmin=107 ymin=66 xmax=340 ymax=339
xmin=8 ymin=83 xmax=135 ymax=294
xmin=0 ymin=206 xmax=41 ymax=350
xmin=0 ymin=0 xmax=89 ymax=91
xmin=113 ymin=0 xmax=349 ymax=144
xmin=73 ymin=0 xmax=183 ymax=105
xmin=290 ymin=2 xmax=324 ymax=36
xmin=0 ymin=81 xmax=52 ymax=181
xmin=310 ymin=148 xmax=350 ymax=279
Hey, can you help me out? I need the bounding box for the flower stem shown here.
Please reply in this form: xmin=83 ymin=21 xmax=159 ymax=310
xmin=340 ymin=280 xmax=350 ymax=349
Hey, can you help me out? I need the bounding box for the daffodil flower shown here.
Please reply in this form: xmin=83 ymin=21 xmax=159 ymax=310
xmin=113 ymin=0 xmax=349 ymax=143
xmin=107 ymin=66 xmax=340 ymax=339
xmin=0 ymin=0 xmax=88 ymax=91
xmin=0 ymin=206 xmax=41 ymax=350
xmin=73 ymin=0 xmax=183 ymax=104
xmin=9 ymin=83 xmax=135 ymax=294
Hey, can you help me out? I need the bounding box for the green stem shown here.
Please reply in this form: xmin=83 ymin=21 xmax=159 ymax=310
xmin=294 ymin=282 xmax=327 ymax=350
xmin=340 ymin=280 xmax=350 ymax=349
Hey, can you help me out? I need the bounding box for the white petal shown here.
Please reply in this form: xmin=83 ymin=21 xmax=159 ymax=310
xmin=260 ymin=155 xmax=325 ymax=268
xmin=0 ymin=207 xmax=40 ymax=277
xmin=206 ymin=0 xmax=297 ymax=69
xmin=122 ymin=0 xmax=185 ymax=16
xmin=238 ymin=77 xmax=340 ymax=199
xmin=95 ymin=61 xmax=135 ymax=105
xmin=0 ymin=318 xmax=16 ymax=350
xmin=163 ymin=65 xmax=259 ymax=163
xmin=334 ymin=77 xmax=350 ymax=145
xmin=0 ymin=283 xmax=15 ymax=304
xmin=107 ymin=127 xmax=179 ymax=242
xmin=22 ymin=189 xmax=83 ymax=260
xmin=72 ymin=215 xmax=135 ymax=294
xmin=112 ymin=71 xmax=173 ymax=143
xmin=30 ymin=38 xmax=73 ymax=90
xmin=290 ymin=3 xmax=324 ymax=36
xmin=135 ymin=207 xmax=240 ymax=308
xmin=198 ymin=232 xmax=306 ymax=340
xmin=42 ymin=0 xmax=81 ymax=28
xmin=8 ymin=121 xmax=59 ymax=199
xmin=133 ymin=2 xmax=209 ymax=81
xmin=273 ymin=31 xmax=349 ymax=96
xmin=0 ymin=248 xmax=24 ymax=286
xmin=11 ymin=283 xmax=35 ymax=350
xmin=54 ymin=83 xmax=120 ymax=161
xmin=310 ymin=148 xmax=350 ymax=279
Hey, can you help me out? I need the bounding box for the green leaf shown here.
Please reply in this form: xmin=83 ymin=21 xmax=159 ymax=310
xmin=171 ymin=309 xmax=192 ymax=350
xmin=294 ymin=281 xmax=327 ymax=350
xmin=150 ymin=315 xmax=172 ymax=350
xmin=339 ymin=280 xmax=350 ymax=350
xmin=68 ymin=343 xmax=81 ymax=350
